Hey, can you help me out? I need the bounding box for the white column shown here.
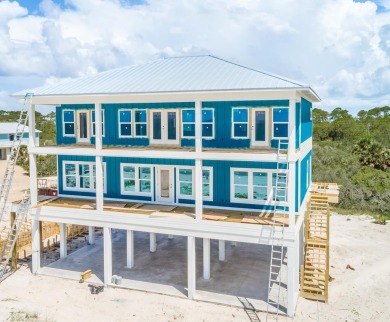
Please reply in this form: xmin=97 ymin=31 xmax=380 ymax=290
xmin=88 ymin=226 xmax=96 ymax=245
xmin=59 ymin=223 xmax=67 ymax=259
xmin=31 ymin=218 xmax=40 ymax=274
xmin=287 ymin=245 xmax=295 ymax=317
xmin=126 ymin=230 xmax=134 ymax=269
xmin=103 ymin=227 xmax=112 ymax=285
xmin=288 ymin=161 xmax=296 ymax=228
xmin=219 ymin=240 xmax=225 ymax=261
xmin=95 ymin=156 xmax=104 ymax=212
xmin=195 ymin=100 xmax=203 ymax=220
xmin=187 ymin=236 xmax=196 ymax=299
xmin=94 ymin=103 xmax=103 ymax=150
xmin=150 ymin=232 xmax=156 ymax=252
xmin=203 ymin=238 xmax=210 ymax=280
xmin=95 ymin=103 xmax=104 ymax=213
xmin=29 ymin=103 xmax=38 ymax=207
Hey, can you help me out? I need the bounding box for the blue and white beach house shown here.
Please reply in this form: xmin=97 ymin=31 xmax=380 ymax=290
xmin=15 ymin=56 xmax=319 ymax=316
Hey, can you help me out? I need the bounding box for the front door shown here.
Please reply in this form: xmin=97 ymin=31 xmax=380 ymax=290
xmin=251 ymin=108 xmax=269 ymax=147
xmin=156 ymin=167 xmax=174 ymax=203
xmin=150 ymin=110 xmax=179 ymax=145
xmin=77 ymin=110 xmax=90 ymax=143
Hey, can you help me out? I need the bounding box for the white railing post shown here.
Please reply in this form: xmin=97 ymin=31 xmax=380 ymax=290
xmin=195 ymin=100 xmax=203 ymax=220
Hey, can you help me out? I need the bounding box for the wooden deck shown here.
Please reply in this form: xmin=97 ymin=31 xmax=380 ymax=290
xmin=36 ymin=197 xmax=294 ymax=227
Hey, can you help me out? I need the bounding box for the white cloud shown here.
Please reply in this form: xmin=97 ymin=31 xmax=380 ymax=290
xmin=0 ymin=0 xmax=388 ymax=114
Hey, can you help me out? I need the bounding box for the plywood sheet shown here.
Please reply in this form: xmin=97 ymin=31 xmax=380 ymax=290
xmin=139 ymin=204 xmax=177 ymax=211
xmin=203 ymin=214 xmax=227 ymax=221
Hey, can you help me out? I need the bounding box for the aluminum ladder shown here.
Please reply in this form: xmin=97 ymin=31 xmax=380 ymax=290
xmin=0 ymin=93 xmax=32 ymax=225
xmin=0 ymin=191 xmax=30 ymax=279
xmin=266 ymin=139 xmax=289 ymax=321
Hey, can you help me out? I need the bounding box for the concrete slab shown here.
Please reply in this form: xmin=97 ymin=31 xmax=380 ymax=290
xmin=45 ymin=229 xmax=287 ymax=314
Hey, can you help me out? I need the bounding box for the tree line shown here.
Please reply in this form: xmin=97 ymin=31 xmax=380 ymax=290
xmin=312 ymin=106 xmax=390 ymax=220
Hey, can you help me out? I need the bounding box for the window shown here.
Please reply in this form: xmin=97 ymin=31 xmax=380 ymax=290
xmin=273 ymin=108 xmax=289 ymax=138
xmin=232 ymin=108 xmax=249 ymax=138
xmin=91 ymin=110 xmax=105 ymax=137
xmin=202 ymin=109 xmax=214 ymax=138
xmin=63 ymin=161 xmax=106 ymax=192
xmin=134 ymin=110 xmax=147 ymax=137
xmin=176 ymin=166 xmax=213 ymax=201
xmin=202 ymin=168 xmax=212 ymax=200
xmin=178 ymin=168 xmax=193 ymax=197
xmin=63 ymin=110 xmax=75 ymax=136
xmin=181 ymin=108 xmax=214 ymax=139
xmin=121 ymin=164 xmax=152 ymax=196
xmin=182 ymin=109 xmax=195 ymax=138
xmin=230 ymin=168 xmax=287 ymax=204
xmin=119 ymin=110 xmax=132 ymax=137
xmin=253 ymin=172 xmax=268 ymax=201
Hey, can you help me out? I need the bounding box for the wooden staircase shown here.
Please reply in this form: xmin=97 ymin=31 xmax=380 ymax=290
xmin=300 ymin=195 xmax=330 ymax=302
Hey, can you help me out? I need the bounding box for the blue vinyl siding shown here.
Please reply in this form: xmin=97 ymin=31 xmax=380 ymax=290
xmin=58 ymin=155 xmax=291 ymax=211
xmin=301 ymin=98 xmax=312 ymax=143
xmin=300 ymin=150 xmax=312 ymax=205
xmin=57 ymin=100 xmax=289 ymax=148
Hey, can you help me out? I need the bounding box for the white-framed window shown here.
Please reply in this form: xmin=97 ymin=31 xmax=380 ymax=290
xmin=120 ymin=164 xmax=153 ymax=196
xmin=176 ymin=166 xmax=213 ymax=201
xmin=178 ymin=167 xmax=193 ymax=198
xmin=230 ymin=168 xmax=287 ymax=204
xmin=182 ymin=109 xmax=195 ymax=138
xmin=232 ymin=108 xmax=249 ymax=138
xmin=91 ymin=110 xmax=105 ymax=137
xmin=181 ymin=108 xmax=215 ymax=139
xmin=202 ymin=109 xmax=214 ymax=139
xmin=63 ymin=110 xmax=75 ymax=137
xmin=202 ymin=167 xmax=213 ymax=201
xmin=272 ymin=108 xmax=289 ymax=139
xmin=63 ymin=161 xmax=106 ymax=192
xmin=134 ymin=109 xmax=148 ymax=137
xmin=119 ymin=109 xmax=132 ymax=137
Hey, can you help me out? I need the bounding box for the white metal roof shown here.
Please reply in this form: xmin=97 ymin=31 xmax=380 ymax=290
xmin=0 ymin=123 xmax=41 ymax=134
xmin=13 ymin=55 xmax=320 ymax=101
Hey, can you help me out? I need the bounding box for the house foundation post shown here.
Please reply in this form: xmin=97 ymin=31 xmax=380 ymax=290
xmin=31 ymin=218 xmax=41 ymax=274
xmin=103 ymin=227 xmax=112 ymax=285
xmin=188 ymin=236 xmax=196 ymax=299
xmin=59 ymin=223 xmax=67 ymax=259
xmin=287 ymin=244 xmax=296 ymax=317
xmin=150 ymin=232 xmax=156 ymax=252
xmin=126 ymin=230 xmax=134 ymax=268
xmin=88 ymin=226 xmax=96 ymax=245
xmin=203 ymin=238 xmax=210 ymax=280
xmin=219 ymin=240 xmax=225 ymax=261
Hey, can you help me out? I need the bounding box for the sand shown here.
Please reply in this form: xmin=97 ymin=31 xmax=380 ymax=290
xmin=0 ymin=214 xmax=389 ymax=321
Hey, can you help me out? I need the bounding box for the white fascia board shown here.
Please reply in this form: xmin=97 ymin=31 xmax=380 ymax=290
xmin=25 ymin=89 xmax=297 ymax=106
xmin=29 ymin=146 xmax=301 ymax=162
xmin=33 ymin=206 xmax=296 ymax=246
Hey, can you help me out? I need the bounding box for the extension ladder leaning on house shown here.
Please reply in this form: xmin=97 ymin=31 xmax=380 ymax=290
xmin=266 ymin=139 xmax=289 ymax=321
xmin=0 ymin=93 xmax=32 ymax=280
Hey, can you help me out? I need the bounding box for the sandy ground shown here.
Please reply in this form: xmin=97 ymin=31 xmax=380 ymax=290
xmin=0 ymin=214 xmax=389 ymax=321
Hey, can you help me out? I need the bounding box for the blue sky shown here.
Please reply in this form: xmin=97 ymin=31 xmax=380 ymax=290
xmin=0 ymin=0 xmax=389 ymax=114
